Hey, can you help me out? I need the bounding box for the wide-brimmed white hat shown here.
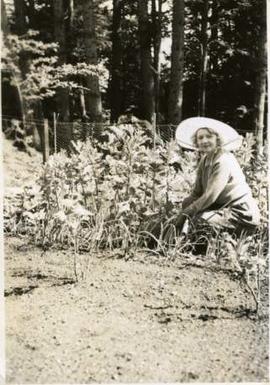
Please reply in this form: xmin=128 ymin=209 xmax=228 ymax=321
xmin=175 ymin=117 xmax=242 ymax=151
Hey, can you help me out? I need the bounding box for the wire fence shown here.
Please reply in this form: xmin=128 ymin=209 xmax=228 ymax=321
xmin=1 ymin=115 xmax=256 ymax=164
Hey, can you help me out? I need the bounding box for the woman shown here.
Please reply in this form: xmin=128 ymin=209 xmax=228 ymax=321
xmin=174 ymin=117 xmax=260 ymax=249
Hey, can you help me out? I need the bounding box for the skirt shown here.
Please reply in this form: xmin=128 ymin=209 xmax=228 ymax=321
xmin=197 ymin=197 xmax=260 ymax=236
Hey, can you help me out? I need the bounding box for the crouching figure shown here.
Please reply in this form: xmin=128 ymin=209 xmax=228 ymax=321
xmin=173 ymin=117 xmax=260 ymax=254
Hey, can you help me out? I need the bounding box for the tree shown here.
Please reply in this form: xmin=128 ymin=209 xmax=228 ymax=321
xmin=53 ymin=0 xmax=72 ymax=150
xmin=114 ymin=1 xmax=141 ymax=117
xmin=82 ymin=0 xmax=103 ymax=122
xmin=151 ymin=0 xmax=162 ymax=121
xmin=2 ymin=1 xmax=26 ymax=123
xmin=198 ymin=0 xmax=209 ymax=116
xmin=109 ymin=0 xmax=124 ymax=122
xmin=1 ymin=0 xmax=9 ymax=35
xmin=168 ymin=0 xmax=184 ymax=125
xmin=253 ymin=0 xmax=267 ymax=155
xmin=13 ymin=0 xmax=44 ymax=149
xmin=209 ymin=0 xmax=219 ymax=74
xmin=138 ymin=0 xmax=155 ymax=123
xmin=14 ymin=0 xmax=27 ymax=34
xmin=2 ymin=0 xmax=267 ymax=143
xmin=53 ymin=0 xmax=70 ymax=122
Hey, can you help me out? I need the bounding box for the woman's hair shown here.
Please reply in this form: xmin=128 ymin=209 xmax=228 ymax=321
xmin=192 ymin=127 xmax=223 ymax=149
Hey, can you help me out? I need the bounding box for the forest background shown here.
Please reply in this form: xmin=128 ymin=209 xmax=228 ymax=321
xmin=1 ymin=0 xmax=267 ymax=152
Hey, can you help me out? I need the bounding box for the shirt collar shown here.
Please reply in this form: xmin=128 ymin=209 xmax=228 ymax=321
xmin=203 ymin=148 xmax=224 ymax=166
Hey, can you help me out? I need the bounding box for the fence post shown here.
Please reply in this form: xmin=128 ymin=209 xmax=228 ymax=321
xmin=43 ymin=119 xmax=50 ymax=164
xmin=153 ymin=113 xmax=157 ymax=148
xmin=53 ymin=112 xmax=57 ymax=153
xmin=256 ymin=128 xmax=264 ymax=157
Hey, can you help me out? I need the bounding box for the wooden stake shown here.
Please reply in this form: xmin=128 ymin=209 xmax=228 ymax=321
xmin=43 ymin=119 xmax=50 ymax=164
xmin=153 ymin=112 xmax=157 ymax=148
xmin=53 ymin=112 xmax=57 ymax=153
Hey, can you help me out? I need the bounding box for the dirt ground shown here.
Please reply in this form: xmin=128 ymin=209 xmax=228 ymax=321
xmin=3 ymin=136 xmax=270 ymax=383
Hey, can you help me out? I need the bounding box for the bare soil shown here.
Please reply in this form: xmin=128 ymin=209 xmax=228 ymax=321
xmin=3 ymin=136 xmax=269 ymax=383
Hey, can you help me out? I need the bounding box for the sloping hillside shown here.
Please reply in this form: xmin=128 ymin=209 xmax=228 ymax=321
xmin=3 ymin=134 xmax=42 ymax=189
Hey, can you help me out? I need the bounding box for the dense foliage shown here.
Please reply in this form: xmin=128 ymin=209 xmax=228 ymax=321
xmin=4 ymin=125 xmax=268 ymax=306
xmin=1 ymin=0 xmax=267 ymax=133
xmin=4 ymin=126 xmax=193 ymax=247
xmin=5 ymin=127 xmax=268 ymax=251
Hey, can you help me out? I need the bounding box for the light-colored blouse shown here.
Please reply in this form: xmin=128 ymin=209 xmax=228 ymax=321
xmin=182 ymin=149 xmax=260 ymax=225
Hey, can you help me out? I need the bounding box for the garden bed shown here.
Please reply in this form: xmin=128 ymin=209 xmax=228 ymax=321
xmin=3 ymin=135 xmax=269 ymax=383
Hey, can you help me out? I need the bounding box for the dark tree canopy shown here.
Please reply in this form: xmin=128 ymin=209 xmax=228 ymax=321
xmin=1 ymin=0 xmax=267 ymax=145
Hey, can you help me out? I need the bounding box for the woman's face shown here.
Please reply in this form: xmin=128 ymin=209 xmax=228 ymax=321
xmin=196 ymin=128 xmax=218 ymax=154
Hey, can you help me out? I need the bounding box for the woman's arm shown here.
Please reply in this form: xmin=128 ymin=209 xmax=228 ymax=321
xmin=183 ymin=154 xmax=231 ymax=217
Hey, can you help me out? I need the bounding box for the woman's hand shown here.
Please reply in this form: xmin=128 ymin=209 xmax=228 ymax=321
xmin=166 ymin=211 xmax=186 ymax=230
xmin=182 ymin=196 xmax=196 ymax=209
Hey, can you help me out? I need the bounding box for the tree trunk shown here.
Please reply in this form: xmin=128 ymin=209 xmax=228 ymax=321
xmin=53 ymin=0 xmax=72 ymax=151
xmin=168 ymin=0 xmax=185 ymax=125
xmin=1 ymin=0 xmax=10 ymax=34
xmin=14 ymin=0 xmax=27 ymax=34
xmin=69 ymin=0 xmax=74 ymax=26
xmin=110 ymin=0 xmax=124 ymax=123
xmin=210 ymin=0 xmax=219 ymax=73
xmin=138 ymin=0 xmax=155 ymax=124
xmin=2 ymin=0 xmax=26 ymax=138
xmin=151 ymin=0 xmax=162 ymax=121
xmin=14 ymin=0 xmax=44 ymax=150
xmin=14 ymin=0 xmax=28 ymax=77
xmin=82 ymin=0 xmax=103 ymax=124
xmin=198 ymin=0 xmax=209 ymax=117
xmin=254 ymin=2 xmax=267 ymax=156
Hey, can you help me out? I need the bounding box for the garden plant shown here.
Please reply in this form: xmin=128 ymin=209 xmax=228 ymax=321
xmin=4 ymin=124 xmax=268 ymax=311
